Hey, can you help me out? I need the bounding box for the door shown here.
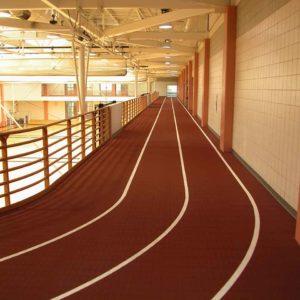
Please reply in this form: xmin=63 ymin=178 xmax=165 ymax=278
xmin=167 ymin=85 xmax=177 ymax=97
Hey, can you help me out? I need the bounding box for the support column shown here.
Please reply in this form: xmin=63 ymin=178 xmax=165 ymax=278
xmin=185 ymin=65 xmax=188 ymax=106
xmin=79 ymin=45 xmax=86 ymax=114
xmin=202 ymin=39 xmax=210 ymax=127
xmin=147 ymin=77 xmax=151 ymax=93
xmin=42 ymin=84 xmax=48 ymax=120
xmin=179 ymin=72 xmax=182 ymax=101
xmin=0 ymin=84 xmax=5 ymax=127
xmin=135 ymin=69 xmax=139 ymax=98
xmin=182 ymin=70 xmax=186 ymax=103
xmin=178 ymin=75 xmax=180 ymax=99
xmin=44 ymin=102 xmax=48 ymax=121
xmin=193 ymin=53 xmax=199 ymax=117
xmin=188 ymin=60 xmax=193 ymax=111
xmin=296 ymin=186 xmax=300 ymax=245
xmin=112 ymin=84 xmax=116 ymax=96
xmin=220 ymin=6 xmax=237 ymax=152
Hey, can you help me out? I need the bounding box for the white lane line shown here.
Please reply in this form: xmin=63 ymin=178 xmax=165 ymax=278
xmin=176 ymin=98 xmax=260 ymax=300
xmin=51 ymin=98 xmax=189 ymax=300
xmin=0 ymin=98 xmax=166 ymax=263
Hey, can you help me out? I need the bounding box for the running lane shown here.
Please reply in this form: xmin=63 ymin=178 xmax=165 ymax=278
xmin=0 ymin=99 xmax=164 ymax=258
xmin=71 ymin=99 xmax=299 ymax=299
xmin=67 ymin=98 xmax=256 ymax=300
xmin=177 ymin=100 xmax=300 ymax=299
xmin=0 ymin=99 xmax=186 ymax=299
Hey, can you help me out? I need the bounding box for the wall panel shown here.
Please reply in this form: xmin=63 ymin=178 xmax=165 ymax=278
xmin=234 ymin=0 xmax=300 ymax=210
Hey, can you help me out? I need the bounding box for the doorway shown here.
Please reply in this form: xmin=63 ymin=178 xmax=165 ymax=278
xmin=166 ymin=85 xmax=177 ymax=97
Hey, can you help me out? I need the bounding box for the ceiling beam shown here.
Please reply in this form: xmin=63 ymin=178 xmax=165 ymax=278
xmin=105 ymin=9 xmax=120 ymax=25
xmin=0 ymin=18 xmax=70 ymax=32
xmin=118 ymin=40 xmax=196 ymax=53
xmin=104 ymin=9 xmax=214 ymax=37
xmin=0 ymin=0 xmax=230 ymax=10
xmin=124 ymin=47 xmax=193 ymax=54
xmin=134 ymin=53 xmax=191 ymax=60
xmin=122 ymin=31 xmax=208 ymax=40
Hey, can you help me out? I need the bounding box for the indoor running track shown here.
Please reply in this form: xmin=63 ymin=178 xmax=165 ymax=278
xmin=0 ymin=97 xmax=299 ymax=299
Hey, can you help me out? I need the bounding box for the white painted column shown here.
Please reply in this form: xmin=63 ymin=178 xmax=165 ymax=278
xmin=147 ymin=77 xmax=151 ymax=93
xmin=79 ymin=44 xmax=86 ymax=113
xmin=135 ymin=69 xmax=139 ymax=98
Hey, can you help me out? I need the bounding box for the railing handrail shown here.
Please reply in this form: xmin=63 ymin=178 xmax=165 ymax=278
xmin=0 ymin=92 xmax=159 ymax=209
xmin=0 ymin=106 xmax=105 ymax=137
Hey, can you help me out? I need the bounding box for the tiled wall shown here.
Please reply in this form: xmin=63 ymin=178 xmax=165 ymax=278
xmin=197 ymin=48 xmax=204 ymax=118
xmin=233 ymin=0 xmax=300 ymax=210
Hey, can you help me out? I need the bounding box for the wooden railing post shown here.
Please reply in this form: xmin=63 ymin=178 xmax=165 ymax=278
xmin=42 ymin=128 xmax=50 ymax=189
xmin=92 ymin=111 xmax=96 ymax=150
xmin=0 ymin=135 xmax=10 ymax=206
xmin=107 ymin=108 xmax=111 ymax=139
xmin=81 ymin=115 xmax=86 ymax=158
xmin=67 ymin=119 xmax=72 ymax=170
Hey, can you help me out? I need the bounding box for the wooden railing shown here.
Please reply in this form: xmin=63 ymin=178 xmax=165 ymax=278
xmin=151 ymin=92 xmax=159 ymax=103
xmin=121 ymin=96 xmax=148 ymax=126
xmin=0 ymin=107 xmax=111 ymax=208
xmin=0 ymin=93 xmax=159 ymax=209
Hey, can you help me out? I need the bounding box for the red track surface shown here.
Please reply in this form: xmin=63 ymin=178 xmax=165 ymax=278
xmin=0 ymin=98 xmax=299 ymax=299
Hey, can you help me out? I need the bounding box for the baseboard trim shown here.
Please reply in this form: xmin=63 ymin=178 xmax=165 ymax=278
xmin=232 ymin=150 xmax=296 ymax=219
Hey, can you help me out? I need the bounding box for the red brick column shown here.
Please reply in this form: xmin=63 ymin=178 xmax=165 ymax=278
xmin=220 ymin=6 xmax=237 ymax=152
xmin=182 ymin=69 xmax=186 ymax=104
xmin=193 ymin=53 xmax=199 ymax=117
xmin=42 ymin=84 xmax=48 ymax=120
xmin=296 ymin=186 xmax=300 ymax=245
xmin=112 ymin=84 xmax=116 ymax=97
xmin=185 ymin=66 xmax=188 ymax=106
xmin=188 ymin=60 xmax=193 ymax=111
xmin=202 ymin=39 xmax=210 ymax=127
xmin=177 ymin=74 xmax=181 ymax=99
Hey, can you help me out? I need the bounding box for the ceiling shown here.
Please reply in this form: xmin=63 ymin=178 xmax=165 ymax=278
xmin=0 ymin=0 xmax=231 ymax=80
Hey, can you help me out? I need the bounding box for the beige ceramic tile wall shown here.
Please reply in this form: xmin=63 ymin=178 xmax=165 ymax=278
xmin=208 ymin=50 xmax=223 ymax=135
xmin=197 ymin=49 xmax=204 ymax=118
xmin=233 ymin=0 xmax=300 ymax=210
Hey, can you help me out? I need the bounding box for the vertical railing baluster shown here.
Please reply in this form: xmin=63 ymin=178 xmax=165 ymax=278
xmin=97 ymin=109 xmax=101 ymax=144
xmin=67 ymin=119 xmax=72 ymax=170
xmin=107 ymin=107 xmax=111 ymax=140
xmin=42 ymin=128 xmax=50 ymax=189
xmin=92 ymin=111 xmax=96 ymax=150
xmin=1 ymin=135 xmax=10 ymax=206
xmin=81 ymin=115 xmax=86 ymax=159
xmin=100 ymin=109 xmax=105 ymax=145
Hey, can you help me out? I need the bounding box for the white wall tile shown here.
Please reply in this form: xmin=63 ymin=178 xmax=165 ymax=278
xmin=234 ymin=0 xmax=300 ymax=210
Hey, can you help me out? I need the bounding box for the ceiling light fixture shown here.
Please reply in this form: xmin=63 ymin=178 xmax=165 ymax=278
xmin=159 ymin=24 xmax=173 ymax=29
xmin=164 ymin=56 xmax=171 ymax=59
xmin=0 ymin=11 xmax=11 ymax=18
xmin=162 ymin=39 xmax=172 ymax=49
xmin=165 ymin=61 xmax=171 ymax=65
xmin=47 ymin=34 xmax=59 ymax=39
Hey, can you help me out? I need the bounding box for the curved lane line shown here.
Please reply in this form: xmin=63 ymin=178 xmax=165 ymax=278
xmin=0 ymin=98 xmax=166 ymax=263
xmin=176 ymin=98 xmax=260 ymax=300
xmin=51 ymin=98 xmax=189 ymax=299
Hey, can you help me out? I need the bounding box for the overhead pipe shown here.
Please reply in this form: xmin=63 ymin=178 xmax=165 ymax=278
xmin=40 ymin=0 xmax=136 ymax=67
